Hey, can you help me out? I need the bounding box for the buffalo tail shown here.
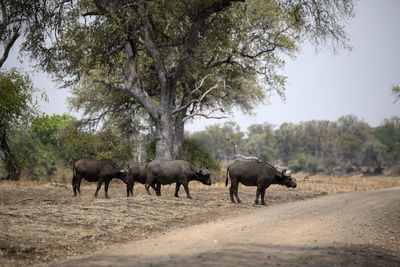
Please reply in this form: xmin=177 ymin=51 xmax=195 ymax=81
xmin=72 ymin=163 xmax=76 ymax=186
xmin=225 ymin=168 xmax=230 ymax=187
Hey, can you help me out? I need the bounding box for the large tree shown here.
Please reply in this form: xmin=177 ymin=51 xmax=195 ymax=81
xmin=0 ymin=70 xmax=39 ymax=179
xmin=30 ymin=0 xmax=354 ymax=160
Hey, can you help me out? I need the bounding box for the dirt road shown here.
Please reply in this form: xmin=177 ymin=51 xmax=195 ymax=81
xmin=58 ymin=187 xmax=400 ymax=266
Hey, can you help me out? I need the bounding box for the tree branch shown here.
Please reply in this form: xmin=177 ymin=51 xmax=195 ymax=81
xmin=123 ymin=40 xmax=159 ymax=122
xmin=172 ymin=77 xmax=219 ymax=116
xmin=0 ymin=28 xmax=20 ymax=68
xmin=182 ymin=107 xmax=228 ymax=122
xmin=137 ymin=3 xmax=169 ymax=93
xmin=169 ymin=0 xmax=245 ymax=88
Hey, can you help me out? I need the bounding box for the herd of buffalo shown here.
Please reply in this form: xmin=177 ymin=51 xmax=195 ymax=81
xmin=72 ymin=158 xmax=297 ymax=205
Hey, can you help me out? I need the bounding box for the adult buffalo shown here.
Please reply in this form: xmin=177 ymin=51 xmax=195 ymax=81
xmin=72 ymin=159 xmax=127 ymax=198
xmin=226 ymin=160 xmax=297 ymax=205
xmin=145 ymin=159 xmax=212 ymax=199
xmin=126 ymin=162 xmax=160 ymax=197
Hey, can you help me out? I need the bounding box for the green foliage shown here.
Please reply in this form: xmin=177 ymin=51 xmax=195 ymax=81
xmin=145 ymin=137 xmax=220 ymax=171
xmin=0 ymin=0 xmax=53 ymax=67
xmin=13 ymin=0 xmax=355 ymax=160
xmin=191 ymin=122 xmax=244 ymax=161
xmin=0 ymin=69 xmax=42 ymax=180
xmin=339 ymin=133 xmax=362 ymax=164
xmin=392 ymin=84 xmax=400 ymax=103
xmin=31 ymin=114 xmax=75 ymax=145
xmin=244 ymin=123 xmax=277 ymax=162
xmin=374 ymin=117 xmax=400 ymax=165
xmin=0 ymin=69 xmax=38 ymax=129
xmin=10 ymin=130 xmax=57 ymax=180
xmin=288 ymin=155 xmax=306 ymax=173
xmin=182 ymin=138 xmax=220 ymax=171
xmin=275 ymin=123 xmax=300 ymax=164
xmin=55 ymin=120 xmax=134 ymax=165
xmin=190 ymin=116 xmax=400 ymax=175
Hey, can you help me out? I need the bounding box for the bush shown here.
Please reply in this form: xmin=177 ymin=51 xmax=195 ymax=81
xmin=145 ymin=137 xmax=220 ymax=171
xmin=288 ymin=155 xmax=306 ymax=173
xmin=10 ymin=130 xmax=58 ymax=180
xmin=323 ymin=157 xmax=338 ymax=170
xmin=389 ymin=165 xmax=400 ymax=176
xmin=305 ymin=159 xmax=319 ymax=174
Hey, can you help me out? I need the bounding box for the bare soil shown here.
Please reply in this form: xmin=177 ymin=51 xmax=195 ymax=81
xmin=0 ymin=179 xmax=324 ymax=266
xmin=59 ymin=187 xmax=400 ymax=267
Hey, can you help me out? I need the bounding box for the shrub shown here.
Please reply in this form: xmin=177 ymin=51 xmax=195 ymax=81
xmin=288 ymin=155 xmax=306 ymax=173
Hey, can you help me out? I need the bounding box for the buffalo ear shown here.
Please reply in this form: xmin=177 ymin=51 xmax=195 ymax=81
xmin=276 ymin=169 xmax=285 ymax=179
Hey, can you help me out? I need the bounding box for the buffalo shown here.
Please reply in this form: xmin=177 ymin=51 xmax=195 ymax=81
xmin=126 ymin=162 xmax=160 ymax=197
xmin=226 ymin=160 xmax=297 ymax=205
xmin=145 ymin=159 xmax=212 ymax=198
xmin=72 ymin=159 xmax=128 ymax=198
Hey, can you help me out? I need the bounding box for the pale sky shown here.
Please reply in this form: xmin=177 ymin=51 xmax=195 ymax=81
xmin=4 ymin=0 xmax=400 ymax=132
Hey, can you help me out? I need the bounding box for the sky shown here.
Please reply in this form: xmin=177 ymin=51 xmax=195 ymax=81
xmin=4 ymin=0 xmax=400 ymax=133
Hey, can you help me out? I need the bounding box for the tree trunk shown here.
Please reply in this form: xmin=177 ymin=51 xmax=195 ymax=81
xmin=173 ymin=110 xmax=186 ymax=160
xmin=155 ymin=111 xmax=174 ymax=160
xmin=0 ymin=130 xmax=21 ymax=180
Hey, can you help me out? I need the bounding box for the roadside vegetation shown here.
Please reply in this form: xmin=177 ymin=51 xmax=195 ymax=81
xmin=1 ymin=112 xmax=399 ymax=181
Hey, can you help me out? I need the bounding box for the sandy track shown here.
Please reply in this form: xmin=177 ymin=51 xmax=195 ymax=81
xmin=58 ymin=188 xmax=400 ymax=266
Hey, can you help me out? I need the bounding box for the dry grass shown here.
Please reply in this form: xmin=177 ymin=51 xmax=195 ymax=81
xmin=0 ymin=174 xmax=399 ymax=266
xmin=295 ymin=172 xmax=400 ymax=194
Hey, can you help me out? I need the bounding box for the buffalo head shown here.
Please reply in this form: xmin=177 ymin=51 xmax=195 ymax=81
xmin=197 ymin=167 xmax=212 ymax=186
xmin=117 ymin=168 xmax=129 ymax=184
xmin=279 ymin=169 xmax=297 ymax=188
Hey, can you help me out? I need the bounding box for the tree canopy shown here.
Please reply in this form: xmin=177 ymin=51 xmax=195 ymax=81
xmin=0 ymin=0 xmax=54 ymax=68
xmin=0 ymin=69 xmax=40 ymax=179
xmin=20 ymin=0 xmax=355 ymax=160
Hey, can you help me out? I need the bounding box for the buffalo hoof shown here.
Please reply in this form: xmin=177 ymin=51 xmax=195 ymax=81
xmin=174 ymin=194 xmax=179 ymax=198
xmin=187 ymin=196 xmax=193 ymax=199
xmin=261 ymin=202 xmax=266 ymax=206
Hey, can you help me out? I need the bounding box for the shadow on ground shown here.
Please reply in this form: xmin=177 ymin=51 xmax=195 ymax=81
xmin=59 ymin=243 xmax=400 ymax=267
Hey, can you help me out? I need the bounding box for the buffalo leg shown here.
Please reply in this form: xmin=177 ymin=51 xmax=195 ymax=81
xmin=182 ymin=182 xmax=192 ymax=199
xmin=73 ymin=176 xmax=82 ymax=196
xmin=255 ymin=186 xmax=262 ymax=205
xmin=155 ymin=183 xmax=161 ymax=196
xmin=127 ymin=180 xmax=134 ymax=197
xmin=72 ymin=174 xmax=77 ymax=196
xmin=229 ymin=180 xmax=240 ymax=203
xmin=234 ymin=187 xmax=242 ymax=204
xmin=145 ymin=175 xmax=156 ymax=196
xmin=76 ymin=176 xmax=82 ymax=195
xmin=73 ymin=175 xmax=79 ymax=196
xmin=174 ymin=183 xmax=181 ymax=197
xmin=260 ymin=189 xmax=266 ymax=205
xmin=229 ymin=187 xmax=236 ymax=203
xmin=104 ymin=180 xmax=110 ymax=199
xmin=94 ymin=179 xmax=103 ymax=198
